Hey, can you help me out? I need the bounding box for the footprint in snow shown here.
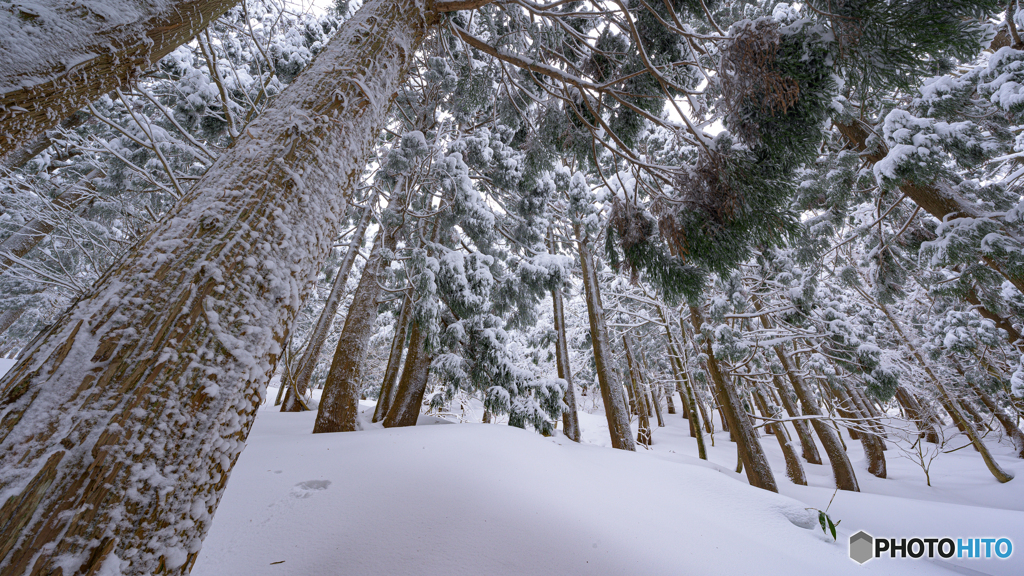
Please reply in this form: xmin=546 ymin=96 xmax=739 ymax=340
xmin=289 ymin=479 xmax=331 ymax=499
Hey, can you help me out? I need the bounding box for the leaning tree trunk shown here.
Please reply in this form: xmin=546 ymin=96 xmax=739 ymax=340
xmin=967 ymin=379 xmax=1024 ymax=458
xmin=835 ymin=384 xmax=886 ymax=479
xmin=282 ymin=203 xmax=373 ymax=412
xmin=0 ymin=0 xmax=240 ymax=161
xmin=382 ymin=316 xmax=434 ymax=428
xmin=576 ymin=224 xmax=635 ymax=451
xmin=0 ymin=2 xmax=433 ymax=574
xmin=690 ymin=306 xmax=778 ymax=492
xmin=551 ymin=273 xmax=581 ymax=442
xmin=313 ymin=227 xmax=396 ymax=433
xmin=867 ymin=295 xmax=1015 ymax=483
xmin=770 ymin=371 xmax=822 ymax=464
xmin=895 ymin=385 xmax=940 ymax=443
xmin=752 ymin=380 xmax=806 ymax=485
xmin=372 ymin=288 xmax=413 ymax=423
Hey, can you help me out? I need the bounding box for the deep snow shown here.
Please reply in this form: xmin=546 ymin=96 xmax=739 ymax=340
xmin=190 ymin=388 xmax=1024 ymax=576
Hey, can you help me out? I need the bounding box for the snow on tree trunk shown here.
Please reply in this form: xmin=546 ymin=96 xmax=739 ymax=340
xmin=372 ymin=288 xmax=412 ymax=423
xmin=0 ymin=0 xmax=239 ymax=161
xmin=0 ymin=1 xmax=432 ymax=573
xmin=576 ymin=226 xmax=635 ymax=451
xmin=283 ymin=204 xmax=373 ymax=413
xmin=551 ymin=281 xmax=580 ymax=442
xmin=0 ymin=308 xmax=24 ymax=340
xmin=690 ymin=306 xmax=778 ymax=493
xmin=382 ymin=317 xmax=433 ymax=428
xmin=835 ymin=119 xmax=1024 ymax=298
xmin=895 ymin=385 xmax=940 ymax=443
xmin=835 ymin=384 xmax=886 ymax=479
xmin=769 ymin=372 xmax=822 ymax=464
xmin=314 ymin=226 xmax=396 ymax=433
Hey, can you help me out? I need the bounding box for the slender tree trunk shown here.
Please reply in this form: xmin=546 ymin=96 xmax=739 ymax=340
xmin=576 ymin=224 xmax=634 ymax=450
xmin=834 ymin=384 xmax=886 ymax=478
xmin=382 ymin=318 xmax=433 ymax=428
xmin=0 ymin=2 xmax=432 ymax=573
xmin=752 ymin=381 xmax=806 ymax=485
xmin=623 ymin=334 xmax=652 ymax=446
xmin=0 ymin=112 xmax=91 ymax=172
xmin=314 ymin=228 xmax=395 ymax=433
xmin=664 ymin=381 xmax=677 ymax=414
xmin=0 ymin=308 xmax=25 ymax=339
xmin=868 ymin=295 xmax=1014 ymax=483
xmin=967 ymin=380 xmax=1024 ymax=458
xmin=751 ymin=298 xmax=859 ymax=490
xmin=769 ymin=371 xmax=822 ymax=464
xmin=895 ymin=386 xmax=940 ymax=443
xmin=640 ymin=351 xmax=665 ymax=428
xmin=551 ymin=273 xmax=581 ymax=442
xmin=372 ymin=288 xmax=413 ymax=423
xmin=690 ymin=306 xmax=778 ymax=492
xmin=283 ymin=204 xmax=373 ymax=412
xmin=0 ymin=0 xmax=240 ymax=161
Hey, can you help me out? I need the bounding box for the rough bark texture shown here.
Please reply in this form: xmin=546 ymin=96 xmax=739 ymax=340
xmin=0 ymin=1 xmax=240 ymax=160
xmin=690 ymin=306 xmax=777 ymax=492
xmin=313 ymin=228 xmax=394 ymax=433
xmin=895 ymin=385 xmax=940 ymax=443
xmin=835 ymin=384 xmax=886 ymax=479
xmin=0 ymin=112 xmax=91 ymax=172
xmin=372 ymin=289 xmax=412 ymax=423
xmin=282 ymin=204 xmax=373 ymax=412
xmin=382 ymin=318 xmax=433 ymax=428
xmin=551 ymin=281 xmax=580 ymax=442
xmin=576 ymin=225 xmax=635 ymax=451
xmin=0 ymin=1 xmax=431 ymax=574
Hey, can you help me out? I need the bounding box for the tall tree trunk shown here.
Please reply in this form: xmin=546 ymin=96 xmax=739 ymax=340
xmin=0 ymin=308 xmax=25 ymax=339
xmin=751 ymin=297 xmax=858 ymax=490
xmin=313 ymin=227 xmax=395 ymax=433
xmin=0 ymin=112 xmax=90 ymax=172
xmin=0 ymin=2 xmax=432 ymax=574
xmin=576 ymin=224 xmax=634 ymax=450
xmin=967 ymin=380 xmax=1024 ymax=458
xmin=769 ymin=371 xmax=822 ymax=464
xmin=752 ymin=380 xmax=806 ymax=485
xmin=283 ymin=203 xmax=373 ymax=412
xmin=690 ymin=306 xmax=778 ymax=492
xmin=867 ymin=293 xmax=1014 ymax=483
xmin=623 ymin=334 xmax=652 ymax=446
xmin=551 ymin=273 xmax=580 ymax=442
xmin=663 ymin=319 xmax=707 ymax=456
xmin=834 ymin=384 xmax=886 ymax=479
xmin=0 ymin=0 xmax=240 ymax=161
xmin=382 ymin=317 xmax=433 ymax=428
xmin=895 ymin=385 xmax=940 ymax=443
xmin=372 ymin=288 xmax=413 ymax=423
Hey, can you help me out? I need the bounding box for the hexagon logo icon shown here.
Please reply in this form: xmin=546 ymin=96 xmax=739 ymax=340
xmin=850 ymin=531 xmax=874 ymax=564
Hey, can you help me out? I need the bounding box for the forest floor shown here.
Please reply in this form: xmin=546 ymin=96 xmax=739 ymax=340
xmin=183 ymin=385 xmax=1024 ymax=576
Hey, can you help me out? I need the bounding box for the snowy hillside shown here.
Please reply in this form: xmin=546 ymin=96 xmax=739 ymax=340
xmin=191 ymin=394 xmax=1024 ymax=576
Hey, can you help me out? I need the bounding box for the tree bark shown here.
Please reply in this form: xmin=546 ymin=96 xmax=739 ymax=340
xmin=313 ymin=227 xmax=394 ymax=433
xmin=551 ymin=275 xmax=581 ymax=442
xmin=372 ymin=288 xmax=412 ymax=423
xmin=834 ymin=384 xmax=886 ymax=479
xmin=690 ymin=306 xmax=778 ymax=492
xmin=0 ymin=1 xmax=432 ymax=573
xmin=966 ymin=379 xmax=1024 ymax=458
xmin=623 ymin=334 xmax=652 ymax=446
xmin=0 ymin=0 xmax=240 ymax=161
xmin=282 ymin=204 xmax=373 ymax=412
xmin=769 ymin=371 xmax=822 ymax=464
xmin=382 ymin=317 xmax=433 ymax=428
xmin=752 ymin=381 xmax=806 ymax=485
xmin=576 ymin=224 xmax=635 ymax=450
xmin=895 ymin=386 xmax=940 ymax=443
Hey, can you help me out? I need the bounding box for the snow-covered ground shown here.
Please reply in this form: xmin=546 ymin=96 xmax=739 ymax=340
xmin=191 ymin=388 xmax=1024 ymax=576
